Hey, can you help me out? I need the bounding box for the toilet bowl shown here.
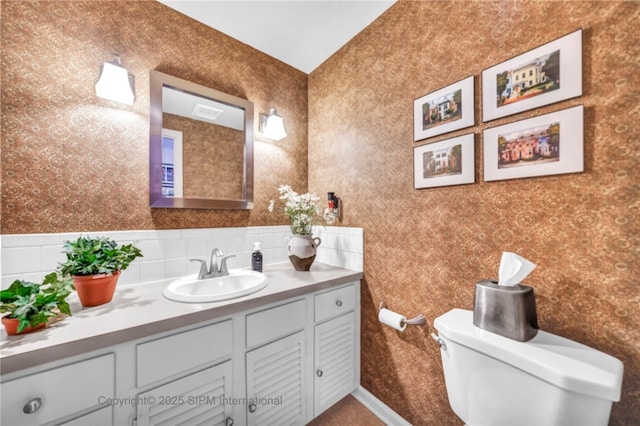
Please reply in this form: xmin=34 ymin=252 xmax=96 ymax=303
xmin=433 ymin=309 xmax=623 ymax=426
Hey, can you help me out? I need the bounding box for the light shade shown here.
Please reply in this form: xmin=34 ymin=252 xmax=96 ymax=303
xmin=261 ymin=107 xmax=287 ymax=141
xmin=95 ymin=55 xmax=135 ymax=105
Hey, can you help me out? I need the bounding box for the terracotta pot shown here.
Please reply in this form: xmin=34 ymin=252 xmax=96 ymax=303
xmin=286 ymin=234 xmax=322 ymax=271
xmin=2 ymin=317 xmax=46 ymax=335
xmin=73 ymin=271 xmax=121 ymax=307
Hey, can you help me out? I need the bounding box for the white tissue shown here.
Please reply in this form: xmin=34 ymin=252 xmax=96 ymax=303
xmin=378 ymin=308 xmax=407 ymax=331
xmin=498 ymin=251 xmax=536 ymax=286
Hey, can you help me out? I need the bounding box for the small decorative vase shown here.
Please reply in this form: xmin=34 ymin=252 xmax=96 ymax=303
xmin=286 ymin=234 xmax=322 ymax=271
xmin=2 ymin=317 xmax=46 ymax=335
xmin=73 ymin=271 xmax=121 ymax=307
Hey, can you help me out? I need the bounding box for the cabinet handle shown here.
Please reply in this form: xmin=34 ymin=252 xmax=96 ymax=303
xmin=225 ymin=417 xmax=234 ymax=426
xmin=335 ymin=300 xmax=343 ymax=307
xmin=248 ymin=403 xmax=257 ymax=413
xmin=316 ymin=369 xmax=323 ymax=377
xmin=23 ymin=398 xmax=42 ymax=414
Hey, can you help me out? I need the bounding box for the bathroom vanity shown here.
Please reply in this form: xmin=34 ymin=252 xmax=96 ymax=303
xmin=0 ymin=263 xmax=362 ymax=426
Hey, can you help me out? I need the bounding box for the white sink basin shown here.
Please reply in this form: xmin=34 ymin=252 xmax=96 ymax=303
xmin=164 ymin=269 xmax=268 ymax=303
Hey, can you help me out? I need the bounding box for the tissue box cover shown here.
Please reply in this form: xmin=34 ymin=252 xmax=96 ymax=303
xmin=473 ymin=279 xmax=539 ymax=342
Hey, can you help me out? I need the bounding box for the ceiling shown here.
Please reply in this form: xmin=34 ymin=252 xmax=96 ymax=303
xmin=162 ymin=87 xmax=245 ymax=130
xmin=158 ymin=0 xmax=397 ymax=74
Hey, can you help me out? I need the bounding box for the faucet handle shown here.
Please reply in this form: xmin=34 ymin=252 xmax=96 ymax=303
xmin=190 ymin=259 xmax=208 ymax=280
xmin=218 ymin=255 xmax=236 ymax=276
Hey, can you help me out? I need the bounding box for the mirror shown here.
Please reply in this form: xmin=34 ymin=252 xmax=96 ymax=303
xmin=150 ymin=70 xmax=254 ymax=209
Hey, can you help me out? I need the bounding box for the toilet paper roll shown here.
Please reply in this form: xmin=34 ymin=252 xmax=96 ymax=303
xmin=378 ymin=308 xmax=407 ymax=331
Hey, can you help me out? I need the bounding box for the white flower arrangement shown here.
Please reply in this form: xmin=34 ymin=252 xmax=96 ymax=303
xmin=269 ymin=185 xmax=335 ymax=235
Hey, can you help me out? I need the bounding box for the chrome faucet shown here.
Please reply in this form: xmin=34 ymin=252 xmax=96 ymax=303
xmin=190 ymin=248 xmax=236 ymax=279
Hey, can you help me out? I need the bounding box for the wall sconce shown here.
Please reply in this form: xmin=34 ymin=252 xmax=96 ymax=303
xmin=95 ymin=54 xmax=135 ymax=105
xmin=259 ymin=107 xmax=287 ymax=141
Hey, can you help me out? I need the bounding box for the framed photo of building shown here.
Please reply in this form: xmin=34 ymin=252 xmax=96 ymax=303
xmin=414 ymin=76 xmax=474 ymax=141
xmin=482 ymin=29 xmax=582 ymax=122
xmin=483 ymin=105 xmax=583 ymax=182
xmin=414 ymin=133 xmax=475 ymax=189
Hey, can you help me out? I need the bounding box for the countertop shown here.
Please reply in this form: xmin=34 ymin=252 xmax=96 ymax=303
xmin=0 ymin=262 xmax=362 ymax=375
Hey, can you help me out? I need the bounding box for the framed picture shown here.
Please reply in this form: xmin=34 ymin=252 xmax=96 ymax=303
xmin=413 ymin=76 xmax=474 ymax=141
xmin=482 ymin=29 xmax=582 ymax=122
xmin=483 ymin=105 xmax=583 ymax=182
xmin=414 ymin=133 xmax=475 ymax=189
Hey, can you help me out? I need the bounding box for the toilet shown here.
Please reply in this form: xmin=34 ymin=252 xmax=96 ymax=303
xmin=433 ymin=309 xmax=624 ymax=426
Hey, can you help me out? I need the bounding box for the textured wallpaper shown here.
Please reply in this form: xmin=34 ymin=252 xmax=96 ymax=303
xmin=162 ymin=113 xmax=244 ymax=200
xmin=308 ymin=0 xmax=638 ymax=424
xmin=2 ymin=0 xmax=639 ymax=425
xmin=0 ymin=0 xmax=307 ymax=232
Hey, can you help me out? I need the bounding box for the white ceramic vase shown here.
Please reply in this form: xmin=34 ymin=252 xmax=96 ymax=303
xmin=286 ymin=234 xmax=322 ymax=271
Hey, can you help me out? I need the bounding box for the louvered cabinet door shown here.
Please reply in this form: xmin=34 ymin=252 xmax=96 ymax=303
xmin=246 ymin=331 xmax=305 ymax=426
xmin=135 ymin=360 xmax=233 ymax=426
xmin=314 ymin=311 xmax=356 ymax=416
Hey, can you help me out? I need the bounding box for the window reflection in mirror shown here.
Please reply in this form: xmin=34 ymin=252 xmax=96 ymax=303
xmin=161 ymin=128 xmax=183 ymax=198
xmin=149 ymin=70 xmax=254 ymax=209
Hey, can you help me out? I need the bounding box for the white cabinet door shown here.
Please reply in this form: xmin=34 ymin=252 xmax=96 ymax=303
xmin=246 ymin=331 xmax=305 ymax=426
xmin=135 ymin=361 xmax=233 ymax=426
xmin=314 ymin=311 xmax=356 ymax=416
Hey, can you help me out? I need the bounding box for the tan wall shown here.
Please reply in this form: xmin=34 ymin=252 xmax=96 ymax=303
xmin=2 ymin=0 xmax=639 ymax=424
xmin=163 ymin=113 xmax=244 ymax=200
xmin=1 ymin=0 xmax=307 ymax=232
xmin=308 ymin=1 xmax=639 ymax=424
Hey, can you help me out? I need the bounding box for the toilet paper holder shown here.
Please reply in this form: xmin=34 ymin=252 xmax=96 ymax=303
xmin=379 ymin=301 xmax=426 ymax=326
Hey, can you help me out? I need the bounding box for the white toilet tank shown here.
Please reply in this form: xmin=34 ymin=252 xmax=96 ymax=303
xmin=433 ymin=309 xmax=623 ymax=426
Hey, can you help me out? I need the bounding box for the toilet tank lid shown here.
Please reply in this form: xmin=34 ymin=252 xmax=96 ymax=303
xmin=434 ymin=309 xmax=624 ymax=402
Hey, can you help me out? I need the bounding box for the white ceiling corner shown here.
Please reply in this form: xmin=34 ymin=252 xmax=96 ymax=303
xmin=158 ymin=0 xmax=397 ymax=74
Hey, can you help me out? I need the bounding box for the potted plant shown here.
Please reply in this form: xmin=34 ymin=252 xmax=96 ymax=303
xmin=59 ymin=236 xmax=143 ymax=307
xmin=1 ymin=272 xmax=74 ymax=335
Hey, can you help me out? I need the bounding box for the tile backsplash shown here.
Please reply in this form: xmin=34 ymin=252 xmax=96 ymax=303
xmin=1 ymin=226 xmax=363 ymax=288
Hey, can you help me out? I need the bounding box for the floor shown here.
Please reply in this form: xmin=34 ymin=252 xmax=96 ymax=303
xmin=308 ymin=395 xmax=385 ymax=426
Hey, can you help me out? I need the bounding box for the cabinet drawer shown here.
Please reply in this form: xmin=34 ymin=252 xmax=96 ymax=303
xmin=315 ymin=284 xmax=356 ymax=323
xmin=61 ymin=405 xmax=112 ymax=426
xmin=1 ymin=354 xmax=114 ymax=426
xmin=137 ymin=319 xmax=232 ymax=387
xmin=246 ymin=299 xmax=306 ymax=348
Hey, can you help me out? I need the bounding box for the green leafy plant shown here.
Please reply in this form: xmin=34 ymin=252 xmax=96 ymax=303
xmin=0 ymin=272 xmax=74 ymax=333
xmin=59 ymin=236 xmax=143 ymax=277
